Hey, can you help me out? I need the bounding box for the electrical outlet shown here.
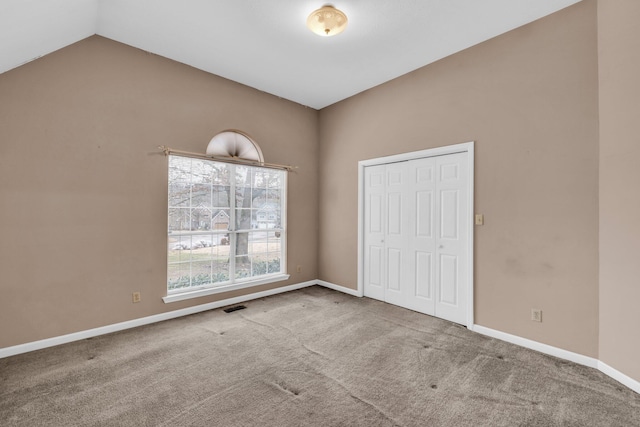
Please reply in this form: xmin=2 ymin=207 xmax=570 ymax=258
xmin=531 ymin=308 xmax=542 ymax=322
xmin=132 ymin=292 xmax=141 ymax=303
xmin=296 ymin=265 xmax=302 ymax=273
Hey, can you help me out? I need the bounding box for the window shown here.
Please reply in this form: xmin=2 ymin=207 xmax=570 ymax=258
xmin=165 ymin=155 xmax=287 ymax=301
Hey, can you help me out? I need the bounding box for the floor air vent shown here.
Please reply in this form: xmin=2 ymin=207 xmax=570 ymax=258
xmin=223 ymin=305 xmax=246 ymax=313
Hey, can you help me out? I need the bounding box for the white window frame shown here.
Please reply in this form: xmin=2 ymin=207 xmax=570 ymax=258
xmin=163 ymin=155 xmax=289 ymax=303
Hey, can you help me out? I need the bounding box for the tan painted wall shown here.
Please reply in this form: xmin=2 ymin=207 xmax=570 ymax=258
xmin=598 ymin=0 xmax=640 ymax=382
xmin=6 ymin=1 xmax=636 ymax=380
xmin=318 ymin=1 xmax=600 ymax=357
xmin=0 ymin=36 xmax=319 ymax=348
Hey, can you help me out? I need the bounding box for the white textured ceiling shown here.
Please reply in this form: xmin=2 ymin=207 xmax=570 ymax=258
xmin=1 ymin=0 xmax=582 ymax=109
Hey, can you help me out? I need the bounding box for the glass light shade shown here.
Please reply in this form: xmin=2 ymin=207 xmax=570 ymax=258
xmin=306 ymin=6 xmax=348 ymax=37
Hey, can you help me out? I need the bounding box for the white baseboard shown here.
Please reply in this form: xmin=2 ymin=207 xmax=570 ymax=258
xmin=471 ymin=324 xmax=599 ymax=368
xmin=0 ymin=280 xmax=317 ymax=359
xmin=598 ymin=360 xmax=640 ymax=394
xmin=321 ymin=283 xmax=640 ymax=396
xmin=316 ymin=280 xmax=363 ymax=297
xmin=3 ymin=280 xmax=638 ymax=396
xmin=472 ymin=324 xmax=640 ymax=395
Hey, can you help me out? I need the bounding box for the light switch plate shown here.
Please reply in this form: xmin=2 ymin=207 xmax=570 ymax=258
xmin=475 ymin=214 xmax=484 ymax=225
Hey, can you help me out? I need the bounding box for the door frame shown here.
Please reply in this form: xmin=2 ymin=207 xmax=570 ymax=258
xmin=357 ymin=141 xmax=475 ymax=328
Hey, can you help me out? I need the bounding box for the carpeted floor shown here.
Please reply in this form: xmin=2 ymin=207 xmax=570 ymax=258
xmin=1 ymin=286 xmax=639 ymax=426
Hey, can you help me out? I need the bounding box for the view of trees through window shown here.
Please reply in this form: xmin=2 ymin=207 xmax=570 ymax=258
xmin=167 ymin=155 xmax=285 ymax=292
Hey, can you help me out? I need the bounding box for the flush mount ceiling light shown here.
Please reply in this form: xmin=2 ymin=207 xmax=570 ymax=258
xmin=306 ymin=5 xmax=348 ymax=37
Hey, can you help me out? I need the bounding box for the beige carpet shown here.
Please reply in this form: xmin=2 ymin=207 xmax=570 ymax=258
xmin=1 ymin=286 xmax=639 ymax=426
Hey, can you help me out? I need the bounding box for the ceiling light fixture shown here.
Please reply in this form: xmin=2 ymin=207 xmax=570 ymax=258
xmin=306 ymin=5 xmax=348 ymax=37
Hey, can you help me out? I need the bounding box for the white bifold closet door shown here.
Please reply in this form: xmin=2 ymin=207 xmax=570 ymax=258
xmin=363 ymin=152 xmax=469 ymax=325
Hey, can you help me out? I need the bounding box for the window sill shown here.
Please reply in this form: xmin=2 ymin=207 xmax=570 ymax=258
xmin=162 ymin=274 xmax=290 ymax=304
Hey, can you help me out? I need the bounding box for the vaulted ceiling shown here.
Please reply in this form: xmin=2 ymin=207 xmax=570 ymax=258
xmin=1 ymin=0 xmax=582 ymax=109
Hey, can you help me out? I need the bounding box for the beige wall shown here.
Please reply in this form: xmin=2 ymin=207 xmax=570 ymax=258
xmin=3 ymin=0 xmax=639 ymax=387
xmin=598 ymin=0 xmax=640 ymax=382
xmin=0 ymin=36 xmax=319 ymax=348
xmin=318 ymin=1 xmax=600 ymax=357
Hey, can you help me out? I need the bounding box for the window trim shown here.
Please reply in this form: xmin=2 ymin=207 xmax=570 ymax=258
xmin=162 ymin=272 xmax=290 ymax=303
xmin=165 ymin=155 xmax=288 ymax=303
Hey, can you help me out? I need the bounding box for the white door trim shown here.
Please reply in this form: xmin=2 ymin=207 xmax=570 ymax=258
xmin=357 ymin=142 xmax=475 ymax=328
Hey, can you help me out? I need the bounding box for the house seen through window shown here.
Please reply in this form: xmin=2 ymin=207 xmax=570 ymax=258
xmin=167 ymin=155 xmax=286 ymax=295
